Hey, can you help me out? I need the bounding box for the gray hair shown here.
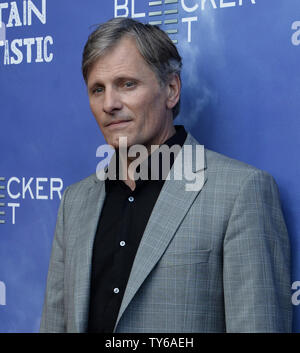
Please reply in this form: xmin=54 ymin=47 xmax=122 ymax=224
xmin=82 ymin=18 xmax=182 ymax=119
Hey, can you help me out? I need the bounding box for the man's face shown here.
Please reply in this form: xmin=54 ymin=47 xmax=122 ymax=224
xmin=87 ymin=36 xmax=178 ymax=150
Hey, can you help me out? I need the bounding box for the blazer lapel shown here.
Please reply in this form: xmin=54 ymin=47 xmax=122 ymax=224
xmin=72 ymin=176 xmax=106 ymax=332
xmin=114 ymin=134 xmax=207 ymax=331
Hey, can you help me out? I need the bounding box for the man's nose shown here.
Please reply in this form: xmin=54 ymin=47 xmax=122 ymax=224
xmin=103 ymin=88 xmax=122 ymax=114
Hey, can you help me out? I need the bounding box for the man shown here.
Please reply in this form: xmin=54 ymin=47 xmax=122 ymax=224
xmin=40 ymin=18 xmax=292 ymax=333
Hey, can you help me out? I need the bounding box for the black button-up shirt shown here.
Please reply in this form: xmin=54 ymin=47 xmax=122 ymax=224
xmin=87 ymin=125 xmax=187 ymax=333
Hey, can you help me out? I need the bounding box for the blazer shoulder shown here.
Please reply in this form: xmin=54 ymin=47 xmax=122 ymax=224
xmin=204 ymin=147 xmax=278 ymax=187
xmin=186 ymin=134 xmax=275 ymax=184
xmin=205 ymin=148 xmax=259 ymax=173
xmin=63 ymin=173 xmax=104 ymax=202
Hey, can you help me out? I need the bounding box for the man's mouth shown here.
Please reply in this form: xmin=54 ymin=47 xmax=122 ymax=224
xmin=107 ymin=120 xmax=132 ymax=128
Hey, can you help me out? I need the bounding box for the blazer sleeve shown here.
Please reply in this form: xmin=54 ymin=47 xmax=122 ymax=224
xmin=39 ymin=186 xmax=69 ymax=333
xmin=223 ymin=169 xmax=292 ymax=332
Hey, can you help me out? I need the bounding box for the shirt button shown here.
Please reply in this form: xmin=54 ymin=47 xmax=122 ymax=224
xmin=128 ymin=196 xmax=134 ymax=202
xmin=120 ymin=241 xmax=126 ymax=247
xmin=113 ymin=288 xmax=119 ymax=294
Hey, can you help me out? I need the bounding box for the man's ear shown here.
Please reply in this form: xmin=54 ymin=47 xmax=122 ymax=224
xmin=166 ymin=74 xmax=181 ymax=110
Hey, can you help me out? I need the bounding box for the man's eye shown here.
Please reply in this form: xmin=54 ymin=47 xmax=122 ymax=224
xmin=124 ymin=81 xmax=135 ymax=88
xmin=93 ymin=87 xmax=103 ymax=94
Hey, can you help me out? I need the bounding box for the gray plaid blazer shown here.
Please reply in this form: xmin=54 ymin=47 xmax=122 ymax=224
xmin=40 ymin=133 xmax=292 ymax=332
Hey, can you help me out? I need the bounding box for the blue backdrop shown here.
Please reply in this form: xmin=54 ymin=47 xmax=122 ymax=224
xmin=0 ymin=0 xmax=299 ymax=332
